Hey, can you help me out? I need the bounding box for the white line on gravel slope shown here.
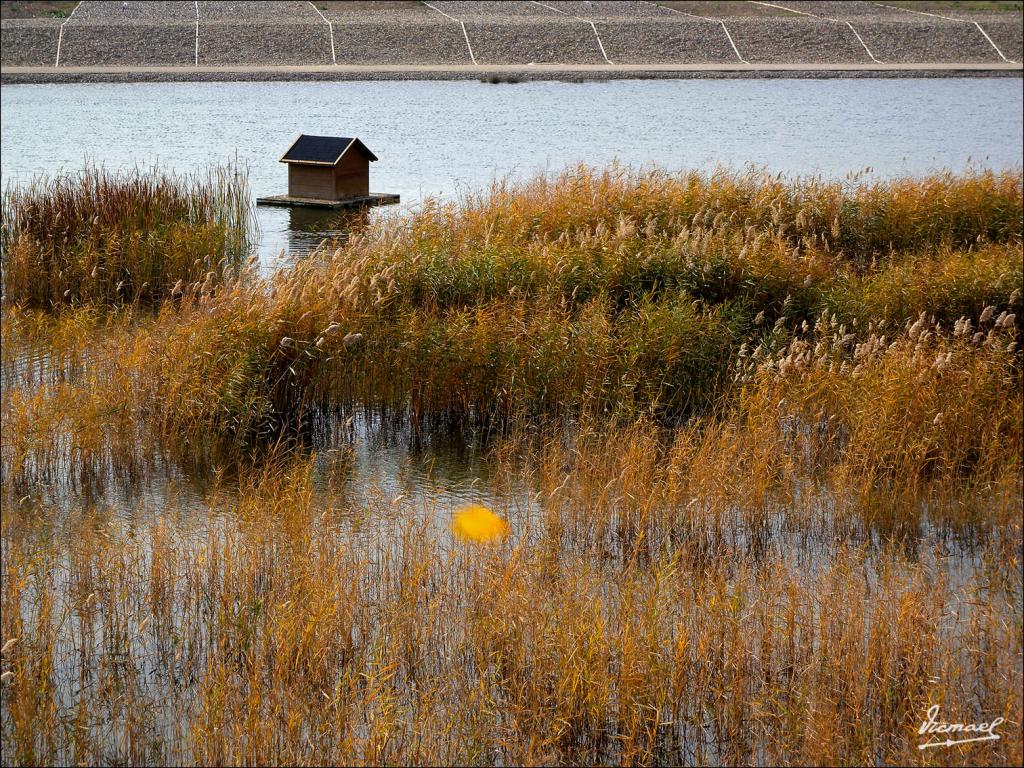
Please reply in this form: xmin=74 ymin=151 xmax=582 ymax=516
xmin=972 ymin=25 xmax=1015 ymax=63
xmin=308 ymin=1 xmax=336 ymax=64
xmin=422 ymin=2 xmax=477 ymax=65
xmin=194 ymin=1 xmax=199 ymax=66
xmin=749 ymin=1 xmax=882 ymax=63
xmin=531 ymin=1 xmax=613 ymax=65
xmin=54 ymin=0 xmax=83 ymax=67
xmin=749 ymin=1 xmax=812 ymax=17
xmin=719 ymin=24 xmax=748 ymax=64
xmin=651 ymin=1 xmax=748 ymax=64
xmin=872 ymin=2 xmax=1016 ymax=63
xmin=842 ymin=21 xmax=881 ymax=63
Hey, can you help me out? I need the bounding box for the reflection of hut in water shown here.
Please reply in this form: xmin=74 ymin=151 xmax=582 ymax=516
xmin=257 ymin=135 xmax=399 ymax=210
xmin=288 ymin=204 xmax=369 ymax=233
xmin=285 ymin=205 xmax=369 ymax=256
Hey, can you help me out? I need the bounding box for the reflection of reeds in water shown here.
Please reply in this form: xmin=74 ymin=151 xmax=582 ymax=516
xmin=1 ymin=163 xmax=253 ymax=309
xmin=0 ymin=165 xmax=1021 ymax=765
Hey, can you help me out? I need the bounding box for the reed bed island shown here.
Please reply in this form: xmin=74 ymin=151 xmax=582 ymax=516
xmin=1 ymin=164 xmax=1022 ymax=766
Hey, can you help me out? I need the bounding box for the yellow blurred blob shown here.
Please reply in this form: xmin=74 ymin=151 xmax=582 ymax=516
xmin=452 ymin=504 xmax=509 ymax=543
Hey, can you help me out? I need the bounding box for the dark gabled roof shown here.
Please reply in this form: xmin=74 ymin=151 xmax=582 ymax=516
xmin=279 ymin=135 xmax=378 ymax=165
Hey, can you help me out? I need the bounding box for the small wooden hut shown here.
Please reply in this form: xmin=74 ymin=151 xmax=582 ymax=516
xmin=281 ymin=134 xmax=377 ymax=201
xmin=257 ymin=134 xmax=399 ymax=210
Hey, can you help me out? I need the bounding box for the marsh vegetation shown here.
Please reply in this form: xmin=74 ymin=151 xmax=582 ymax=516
xmin=1 ymin=164 xmax=1021 ymax=766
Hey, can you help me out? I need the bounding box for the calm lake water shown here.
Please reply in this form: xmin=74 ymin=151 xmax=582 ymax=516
xmin=2 ymin=78 xmax=1022 ymax=263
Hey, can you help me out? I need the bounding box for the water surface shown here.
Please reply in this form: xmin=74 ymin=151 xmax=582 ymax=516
xmin=2 ymin=78 xmax=1021 ymax=262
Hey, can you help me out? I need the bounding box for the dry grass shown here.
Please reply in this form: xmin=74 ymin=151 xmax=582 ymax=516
xmin=0 ymin=1 xmax=77 ymax=20
xmin=1 ymin=165 xmax=1021 ymax=766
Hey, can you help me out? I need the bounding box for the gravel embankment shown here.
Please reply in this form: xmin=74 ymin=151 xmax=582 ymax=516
xmin=71 ymin=1 xmax=196 ymax=22
xmin=774 ymin=0 xmax=1024 ymax=61
xmin=331 ymin=19 xmax=471 ymax=65
xmin=198 ymin=21 xmax=332 ymax=65
xmin=1 ymin=0 xmax=1020 ymax=72
xmin=598 ymin=19 xmax=736 ymax=63
xmin=657 ymin=1 xmax=794 ymax=18
xmin=429 ymin=1 xmax=559 ymax=19
xmin=196 ymin=1 xmax=320 ymax=21
xmin=325 ymin=7 xmax=470 ymax=65
xmin=855 ymin=19 xmax=1001 ymax=63
xmin=428 ymin=0 xmax=607 ymax=65
xmin=60 ymin=23 xmax=195 ymax=66
xmin=773 ymin=0 xmax=1022 ymax=62
xmin=969 ymin=16 xmax=1023 ymax=63
xmin=0 ymin=19 xmax=59 ymax=66
xmin=194 ymin=0 xmax=332 ymax=66
xmin=544 ymin=0 xmax=672 ymax=19
xmin=770 ymin=1 xmax=907 ymax=18
xmin=727 ymin=18 xmax=869 ymax=63
xmin=468 ymin=20 xmax=606 ymax=65
xmin=541 ymin=0 xmax=737 ymax=64
xmin=48 ymin=1 xmax=195 ymax=67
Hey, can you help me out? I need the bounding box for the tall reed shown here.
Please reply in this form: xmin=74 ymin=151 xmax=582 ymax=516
xmin=120 ymin=166 xmax=1020 ymax=444
xmin=1 ymin=164 xmax=252 ymax=309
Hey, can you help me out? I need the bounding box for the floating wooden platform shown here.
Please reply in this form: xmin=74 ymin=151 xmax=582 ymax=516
xmin=255 ymin=193 xmax=400 ymax=209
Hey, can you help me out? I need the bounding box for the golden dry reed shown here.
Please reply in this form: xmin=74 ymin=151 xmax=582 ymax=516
xmin=1 ymin=165 xmax=1022 ymax=766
